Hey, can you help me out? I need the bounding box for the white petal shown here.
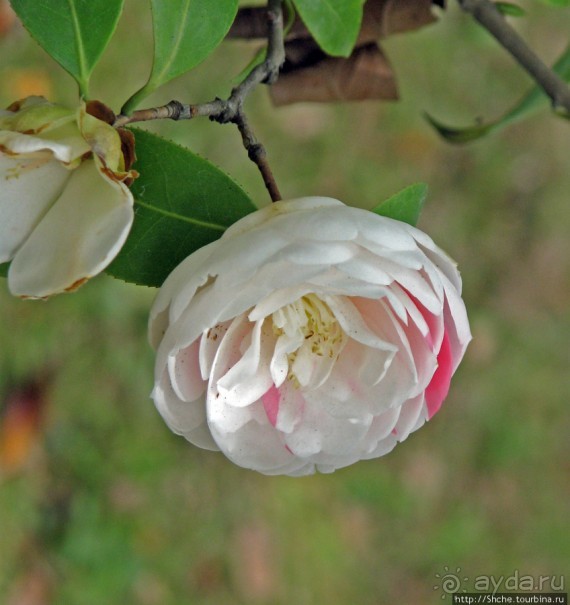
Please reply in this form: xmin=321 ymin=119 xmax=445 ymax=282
xmin=208 ymin=418 xmax=300 ymax=474
xmin=216 ymin=319 xmax=274 ymax=407
xmin=221 ymin=196 xmax=343 ymax=239
xmin=149 ymin=239 xmax=219 ymax=339
xmin=280 ymin=241 xmax=357 ymax=265
xmin=360 ymin=433 xmax=398 ymax=459
xmin=361 ymin=407 xmax=400 ymax=453
xmin=286 ymin=394 xmax=371 ymax=458
xmin=8 ymin=158 xmax=133 ymax=298
xmin=249 ymin=283 xmax=316 ymax=322
xmin=337 ymin=250 xmax=392 ymax=285
xmin=0 ymin=127 xmax=89 ymax=164
xmin=151 ymin=369 xmax=216 ymax=449
xmin=206 ymin=314 xmax=269 ymax=433
xmin=167 ymin=339 xmax=205 ymax=403
xmin=393 ymin=394 xmax=426 ymax=441
xmin=324 ymin=295 xmax=397 ymax=355
xmin=270 ymin=331 xmax=304 ymax=387
xmin=198 ymin=321 xmax=231 ymax=380
xmin=0 ymin=155 xmax=70 ymax=262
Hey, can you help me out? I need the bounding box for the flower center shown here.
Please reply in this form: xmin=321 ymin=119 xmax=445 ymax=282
xmin=271 ymin=294 xmax=347 ymax=387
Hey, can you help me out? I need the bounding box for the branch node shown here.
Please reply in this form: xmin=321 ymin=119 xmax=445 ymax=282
xmin=116 ymin=0 xmax=286 ymax=202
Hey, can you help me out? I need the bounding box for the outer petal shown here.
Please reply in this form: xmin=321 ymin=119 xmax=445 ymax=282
xmin=8 ymin=158 xmax=133 ymax=298
xmin=152 ymin=368 xmax=218 ymax=450
xmin=0 ymin=155 xmax=70 ymax=262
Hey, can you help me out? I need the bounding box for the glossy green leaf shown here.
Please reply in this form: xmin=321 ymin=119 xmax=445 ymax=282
xmin=494 ymin=1 xmax=526 ymax=16
xmin=426 ymin=45 xmax=570 ymax=143
xmin=106 ymin=129 xmax=257 ymax=288
xmin=371 ymin=183 xmax=428 ymax=227
xmin=10 ymin=0 xmax=125 ymax=97
xmin=292 ymin=0 xmax=365 ymax=57
xmin=122 ymin=0 xmax=238 ymax=113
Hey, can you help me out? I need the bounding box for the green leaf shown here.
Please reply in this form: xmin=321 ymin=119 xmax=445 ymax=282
xmin=10 ymin=0 xmax=125 ymax=97
xmin=292 ymin=0 xmax=365 ymax=57
xmin=371 ymin=183 xmax=428 ymax=227
xmin=494 ymin=1 xmax=526 ymax=16
xmin=106 ymin=129 xmax=257 ymax=287
xmin=426 ymin=44 xmax=570 ymax=143
xmin=122 ymin=0 xmax=238 ymax=113
xmin=0 ymin=262 xmax=8 ymax=278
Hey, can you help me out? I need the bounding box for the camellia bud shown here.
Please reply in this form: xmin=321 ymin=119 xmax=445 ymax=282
xmin=149 ymin=197 xmax=471 ymax=476
xmin=0 ymin=96 xmax=136 ymax=298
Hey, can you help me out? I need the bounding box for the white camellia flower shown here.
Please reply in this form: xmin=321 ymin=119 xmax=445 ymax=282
xmin=150 ymin=197 xmax=471 ymax=476
xmin=0 ymin=96 xmax=136 ymax=298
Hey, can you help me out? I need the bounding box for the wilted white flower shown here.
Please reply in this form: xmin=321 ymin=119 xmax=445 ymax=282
xmin=150 ymin=197 xmax=471 ymax=476
xmin=0 ymin=96 xmax=136 ymax=298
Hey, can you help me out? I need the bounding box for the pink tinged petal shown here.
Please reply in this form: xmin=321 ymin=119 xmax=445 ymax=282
xmin=8 ymin=158 xmax=134 ymax=298
xmin=0 ymin=155 xmax=70 ymax=263
xmin=152 ymin=369 xmax=218 ymax=450
xmin=439 ymin=274 xmax=473 ymax=369
xmin=262 ymin=385 xmax=280 ymax=427
xmin=358 ymin=294 xmax=436 ymax=399
xmin=350 ymin=299 xmax=421 ymax=412
xmin=167 ymin=339 xmax=205 ymax=403
xmin=425 ymin=331 xmax=453 ymax=419
xmin=392 ymin=394 xmax=425 ymax=441
xmin=274 ymin=380 xmax=305 ymax=433
xmin=397 ymin=309 xmax=437 ymax=397
xmin=389 ymin=284 xmax=431 ymax=339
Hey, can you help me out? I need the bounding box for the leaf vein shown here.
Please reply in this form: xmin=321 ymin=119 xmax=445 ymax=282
xmin=134 ymin=199 xmax=226 ymax=231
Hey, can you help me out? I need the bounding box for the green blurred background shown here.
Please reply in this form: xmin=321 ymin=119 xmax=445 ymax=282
xmin=1 ymin=1 xmax=569 ymax=603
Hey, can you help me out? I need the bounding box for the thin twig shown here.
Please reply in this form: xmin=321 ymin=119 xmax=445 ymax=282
xmin=114 ymin=0 xmax=285 ymax=202
xmin=457 ymin=0 xmax=570 ymax=114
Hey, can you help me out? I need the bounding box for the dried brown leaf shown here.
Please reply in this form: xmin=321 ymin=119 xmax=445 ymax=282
xmin=270 ymin=43 xmax=398 ymax=105
xmin=228 ymin=0 xmax=439 ymax=44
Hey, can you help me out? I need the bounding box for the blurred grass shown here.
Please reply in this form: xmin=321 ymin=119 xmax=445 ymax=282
xmin=1 ymin=1 xmax=569 ymax=603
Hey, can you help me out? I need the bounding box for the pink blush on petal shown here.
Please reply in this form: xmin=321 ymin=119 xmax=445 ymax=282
xmin=262 ymin=385 xmax=280 ymax=427
xmin=425 ymin=331 xmax=453 ymax=419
